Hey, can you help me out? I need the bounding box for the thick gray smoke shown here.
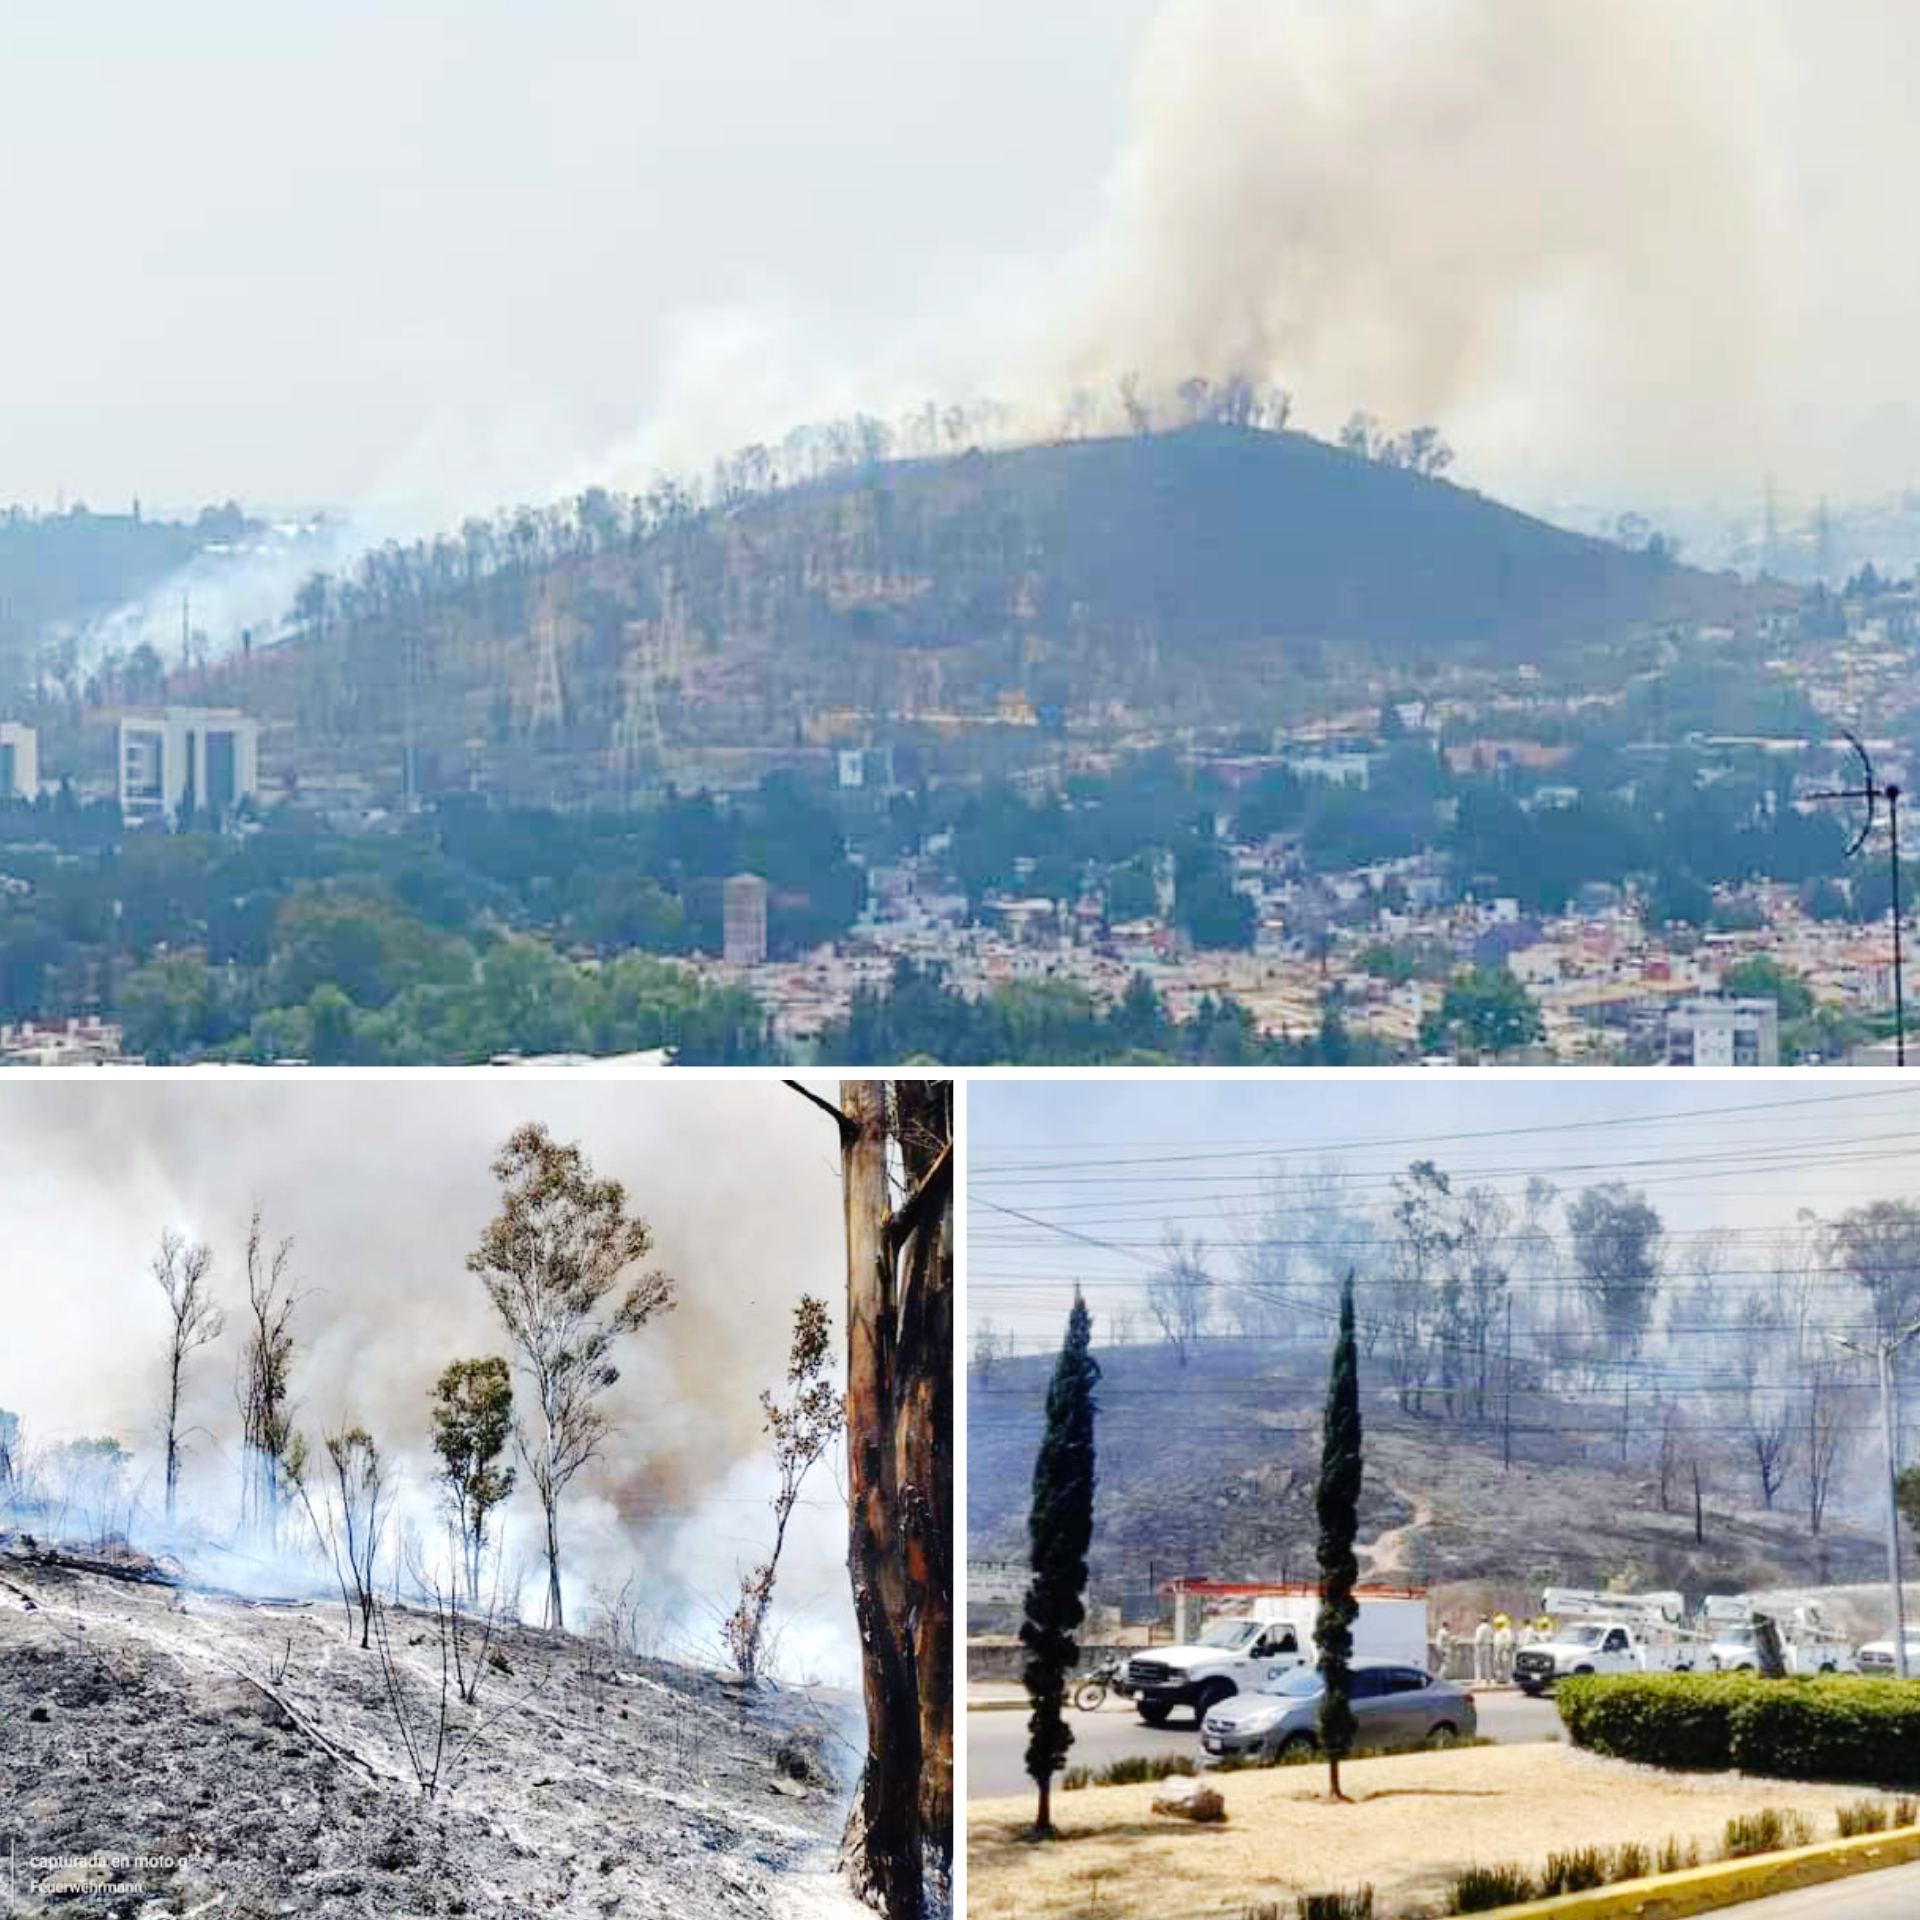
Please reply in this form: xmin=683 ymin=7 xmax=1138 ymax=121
xmin=1031 ymin=0 xmax=1920 ymax=502
xmin=0 ymin=1080 xmax=860 ymax=1684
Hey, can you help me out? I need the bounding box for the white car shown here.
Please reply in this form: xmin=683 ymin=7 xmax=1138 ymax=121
xmin=1855 ymin=1636 xmax=1920 ymax=1678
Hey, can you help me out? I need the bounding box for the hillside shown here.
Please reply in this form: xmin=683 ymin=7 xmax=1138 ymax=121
xmin=0 ymin=508 xmax=220 ymax=697
xmin=0 ymin=1531 xmax=861 ymax=1919
xmin=967 ymin=1336 xmax=1886 ymax=1625
xmin=204 ymin=427 xmax=1764 ymax=805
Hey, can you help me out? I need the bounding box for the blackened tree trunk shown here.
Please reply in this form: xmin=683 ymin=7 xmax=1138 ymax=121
xmin=1020 ymin=1289 xmax=1100 ymax=1839
xmin=815 ymin=1079 xmax=953 ymax=1920
xmin=1316 ymin=1271 xmax=1362 ymax=1802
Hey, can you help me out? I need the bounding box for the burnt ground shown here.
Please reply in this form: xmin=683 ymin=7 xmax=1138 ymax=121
xmin=0 ymin=1536 xmax=864 ymax=1919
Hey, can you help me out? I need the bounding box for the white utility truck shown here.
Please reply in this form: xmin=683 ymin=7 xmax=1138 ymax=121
xmin=1125 ymin=1588 xmax=1430 ymax=1725
xmin=1512 ymin=1589 xmax=1700 ymax=1696
xmin=1698 ymin=1596 xmax=1857 ymax=1675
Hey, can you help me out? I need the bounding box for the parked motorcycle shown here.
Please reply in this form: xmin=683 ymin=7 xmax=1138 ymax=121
xmin=1073 ymin=1655 xmax=1136 ymax=1712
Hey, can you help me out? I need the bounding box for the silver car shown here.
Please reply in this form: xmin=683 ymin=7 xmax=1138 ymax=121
xmin=1200 ymin=1661 xmax=1476 ymax=1761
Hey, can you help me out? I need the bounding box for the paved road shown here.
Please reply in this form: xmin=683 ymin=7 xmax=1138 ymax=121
xmin=1706 ymin=1862 xmax=1920 ymax=1919
xmin=965 ymin=1689 xmax=1563 ymax=1800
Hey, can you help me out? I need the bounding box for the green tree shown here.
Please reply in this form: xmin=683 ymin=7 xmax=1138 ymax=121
xmin=468 ymin=1123 xmax=678 ymax=1630
xmin=428 ymin=1357 xmax=517 ymax=1606
xmin=1430 ymin=965 xmax=1541 ymax=1056
xmin=1897 ymin=1464 xmax=1920 ymax=1541
xmin=1720 ymin=957 xmax=1813 ymax=1022
xmin=1020 ymin=1288 xmax=1101 ymax=1839
xmin=1315 ymin=1271 xmax=1362 ymax=1802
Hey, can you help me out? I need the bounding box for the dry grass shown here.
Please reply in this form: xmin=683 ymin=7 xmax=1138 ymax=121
xmin=966 ymin=1743 xmax=1896 ymax=1920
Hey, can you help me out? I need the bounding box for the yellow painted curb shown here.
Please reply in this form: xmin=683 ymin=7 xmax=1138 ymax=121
xmin=1461 ymin=1825 xmax=1920 ymax=1920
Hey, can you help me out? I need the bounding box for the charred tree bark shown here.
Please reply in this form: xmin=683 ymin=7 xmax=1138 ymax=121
xmin=818 ymin=1079 xmax=953 ymax=1920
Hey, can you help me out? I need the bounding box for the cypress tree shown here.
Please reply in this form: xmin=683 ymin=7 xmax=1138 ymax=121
xmin=1315 ymin=1269 xmax=1363 ymax=1801
xmin=1019 ymin=1288 xmax=1101 ymax=1839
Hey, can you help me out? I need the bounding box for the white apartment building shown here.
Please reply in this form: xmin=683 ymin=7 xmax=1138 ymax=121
xmin=0 ymin=723 xmax=36 ymax=801
xmin=118 ymin=708 xmax=260 ymax=827
xmin=1666 ymin=996 xmax=1781 ymax=1068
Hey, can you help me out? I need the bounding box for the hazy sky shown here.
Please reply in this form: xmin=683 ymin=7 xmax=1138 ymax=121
xmin=0 ymin=1076 xmax=867 ymax=1684
xmin=0 ymin=0 xmax=1157 ymax=513
xmin=968 ymin=1079 xmax=1920 ymax=1354
xmin=11 ymin=1 xmax=1920 ymax=521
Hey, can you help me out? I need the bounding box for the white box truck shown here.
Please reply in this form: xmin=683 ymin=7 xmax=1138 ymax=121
xmin=1125 ymin=1586 xmax=1429 ymax=1725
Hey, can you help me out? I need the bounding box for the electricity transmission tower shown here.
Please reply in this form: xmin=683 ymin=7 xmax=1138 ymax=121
xmin=527 ymin=594 xmax=566 ymax=736
xmin=1807 ymin=729 xmax=1905 ymax=1064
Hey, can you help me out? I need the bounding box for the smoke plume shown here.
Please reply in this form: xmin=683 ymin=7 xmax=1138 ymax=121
xmin=1029 ymin=0 xmax=1920 ymax=501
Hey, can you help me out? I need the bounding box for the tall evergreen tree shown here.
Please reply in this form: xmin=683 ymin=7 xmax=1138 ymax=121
xmin=1020 ymin=1288 xmax=1101 ymax=1839
xmin=1315 ymin=1270 xmax=1363 ymax=1801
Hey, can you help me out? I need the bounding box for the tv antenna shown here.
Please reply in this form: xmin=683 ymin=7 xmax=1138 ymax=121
xmin=1807 ymin=728 xmax=1904 ymax=1064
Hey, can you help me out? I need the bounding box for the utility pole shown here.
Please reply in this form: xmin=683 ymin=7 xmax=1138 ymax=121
xmin=1832 ymin=1319 xmax=1920 ymax=1679
xmin=1502 ymin=1294 xmax=1514 ymax=1473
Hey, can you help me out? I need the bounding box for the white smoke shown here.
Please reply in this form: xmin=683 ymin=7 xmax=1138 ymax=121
xmin=1020 ymin=0 xmax=1920 ymax=504
xmin=0 ymin=1080 xmax=861 ymax=1686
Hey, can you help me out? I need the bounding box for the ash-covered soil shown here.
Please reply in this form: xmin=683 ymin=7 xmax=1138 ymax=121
xmin=0 ymin=1536 xmax=861 ymax=1919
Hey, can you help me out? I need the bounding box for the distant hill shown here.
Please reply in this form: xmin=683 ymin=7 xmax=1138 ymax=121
xmin=967 ymin=1334 xmax=1884 ymax=1626
xmin=207 ymin=425 xmax=1766 ymax=802
xmin=764 ymin=424 xmax=1753 ymax=678
xmin=0 ymin=504 xmax=247 ymax=699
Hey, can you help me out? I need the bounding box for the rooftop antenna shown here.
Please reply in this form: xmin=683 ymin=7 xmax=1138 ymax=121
xmin=1807 ymin=727 xmax=1903 ymax=1064
xmin=1762 ymin=475 xmax=1778 ymax=579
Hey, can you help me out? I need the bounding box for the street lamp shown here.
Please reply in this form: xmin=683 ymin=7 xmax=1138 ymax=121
xmin=1832 ymin=1318 xmax=1920 ymax=1679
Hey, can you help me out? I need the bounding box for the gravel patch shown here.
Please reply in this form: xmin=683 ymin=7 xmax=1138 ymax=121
xmin=967 ymin=1741 xmax=1907 ymax=1920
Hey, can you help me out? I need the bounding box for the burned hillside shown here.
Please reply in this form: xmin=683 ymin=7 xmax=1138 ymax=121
xmin=0 ymin=1531 xmax=862 ymax=1920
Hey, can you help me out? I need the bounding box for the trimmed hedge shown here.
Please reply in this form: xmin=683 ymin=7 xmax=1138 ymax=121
xmin=1557 ymin=1673 xmax=1920 ymax=1789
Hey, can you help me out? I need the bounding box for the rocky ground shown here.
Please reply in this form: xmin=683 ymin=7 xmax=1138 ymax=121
xmin=0 ymin=1531 xmax=864 ymax=1919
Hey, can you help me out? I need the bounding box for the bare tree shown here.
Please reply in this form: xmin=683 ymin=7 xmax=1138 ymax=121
xmin=1145 ymin=1226 xmax=1212 ymax=1365
xmin=320 ymin=1425 xmax=388 ymax=1649
xmin=468 ymin=1122 xmax=677 ymax=1632
xmin=1805 ymin=1347 xmax=1854 ymax=1537
xmin=971 ymin=1317 xmax=1003 ymax=1386
xmin=724 ymin=1294 xmax=844 ymax=1685
xmin=1655 ymin=1398 xmax=1688 ymax=1514
xmin=153 ymin=1229 xmax=223 ymax=1526
xmin=1731 ymin=1297 xmax=1795 ymax=1512
xmin=789 ymin=1078 xmax=952 ymax=1920
xmin=236 ymin=1208 xmax=302 ymax=1545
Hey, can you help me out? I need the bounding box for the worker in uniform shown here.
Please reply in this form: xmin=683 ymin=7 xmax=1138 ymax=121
xmin=1494 ymin=1614 xmax=1515 ymax=1683
xmin=1435 ymin=1620 xmax=1453 ymax=1680
xmin=1473 ymin=1615 xmax=1494 ymax=1684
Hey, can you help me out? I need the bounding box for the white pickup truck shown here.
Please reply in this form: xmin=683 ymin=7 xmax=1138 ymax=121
xmin=1513 ymin=1621 xmax=1700 ymax=1694
xmin=1124 ymin=1593 xmax=1429 ymax=1725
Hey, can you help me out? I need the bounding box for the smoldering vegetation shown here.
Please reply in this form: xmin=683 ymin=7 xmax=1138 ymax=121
xmin=0 ymin=1543 xmax=860 ymax=1919
xmin=0 ymin=1081 xmax=865 ymax=1917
